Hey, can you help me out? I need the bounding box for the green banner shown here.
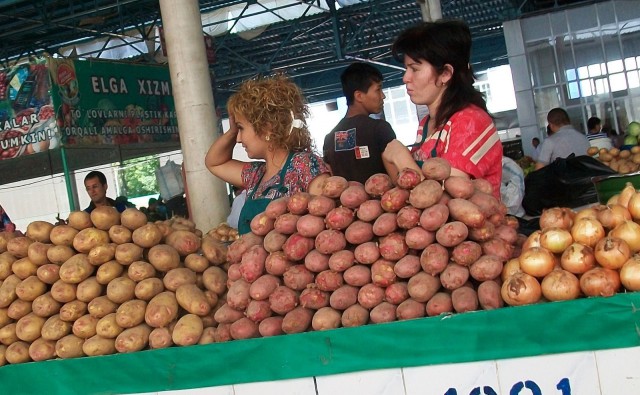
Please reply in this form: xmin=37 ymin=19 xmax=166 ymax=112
xmin=0 ymin=58 xmax=57 ymax=160
xmin=48 ymin=58 xmax=179 ymax=146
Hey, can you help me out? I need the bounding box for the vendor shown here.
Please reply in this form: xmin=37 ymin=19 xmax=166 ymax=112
xmin=83 ymin=170 xmax=127 ymax=213
xmin=205 ymin=76 xmax=330 ymax=235
xmin=382 ymin=20 xmax=503 ymax=199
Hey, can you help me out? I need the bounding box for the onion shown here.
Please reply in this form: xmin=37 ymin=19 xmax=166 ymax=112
xmin=539 ymin=227 xmax=573 ymax=254
xmin=501 ymin=272 xmax=542 ymax=306
xmin=607 ymin=194 xmax=619 ymax=205
xmin=573 ymin=206 xmax=601 ymax=222
xmin=597 ymin=204 xmax=631 ymax=229
xmin=519 ymin=246 xmax=556 ymax=278
xmin=617 ymin=182 xmax=636 ymax=208
xmin=570 ymin=217 xmax=605 ymax=248
xmin=504 ymin=215 xmax=519 ymax=230
xmin=620 ymin=255 xmax=640 ymax=291
xmin=594 ymin=236 xmax=631 ymax=270
xmin=539 ymin=207 xmax=573 ymax=230
xmin=627 ymin=192 xmax=640 ymax=220
xmin=579 ymin=267 xmax=621 ymax=297
xmin=522 ymin=230 xmax=542 ymax=250
xmin=609 ymin=220 xmax=640 ymax=252
xmin=501 ymin=258 xmax=522 ymax=282
xmin=541 ymin=269 xmax=581 ymax=301
xmin=560 ymin=242 xmax=596 ymax=274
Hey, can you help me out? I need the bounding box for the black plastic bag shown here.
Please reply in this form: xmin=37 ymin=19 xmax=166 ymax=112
xmin=522 ymin=154 xmax=616 ymax=216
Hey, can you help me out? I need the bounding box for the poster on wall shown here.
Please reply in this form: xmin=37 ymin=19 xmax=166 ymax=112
xmin=48 ymin=58 xmax=179 ymax=146
xmin=0 ymin=58 xmax=58 ymax=161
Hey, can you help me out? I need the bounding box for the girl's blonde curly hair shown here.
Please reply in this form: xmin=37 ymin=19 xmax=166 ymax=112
xmin=227 ymin=75 xmax=312 ymax=152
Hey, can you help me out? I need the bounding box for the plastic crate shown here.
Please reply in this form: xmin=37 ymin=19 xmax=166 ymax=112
xmin=591 ymin=171 xmax=640 ymax=204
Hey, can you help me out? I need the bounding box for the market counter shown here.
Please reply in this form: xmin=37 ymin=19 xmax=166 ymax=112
xmin=1 ymin=292 xmax=639 ymax=395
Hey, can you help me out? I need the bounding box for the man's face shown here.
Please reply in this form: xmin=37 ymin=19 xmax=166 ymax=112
xmin=84 ymin=176 xmax=107 ymax=204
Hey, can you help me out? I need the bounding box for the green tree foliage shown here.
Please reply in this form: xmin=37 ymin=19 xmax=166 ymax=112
xmin=119 ymin=156 xmax=160 ymax=198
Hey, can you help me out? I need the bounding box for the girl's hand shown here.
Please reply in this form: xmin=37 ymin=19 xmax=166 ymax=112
xmin=382 ymin=139 xmax=410 ymax=164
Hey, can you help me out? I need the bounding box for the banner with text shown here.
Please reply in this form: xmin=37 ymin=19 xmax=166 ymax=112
xmin=49 ymin=58 xmax=179 ymax=146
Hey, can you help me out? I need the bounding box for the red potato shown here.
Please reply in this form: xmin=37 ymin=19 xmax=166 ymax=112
xmin=269 ymin=286 xmax=299 ymax=315
xmin=325 ymin=206 xmax=355 ymax=230
xmin=304 ymin=249 xmax=330 ymax=273
xmin=470 ymin=255 xmax=504 ymax=281
xmin=473 ymin=178 xmax=494 ymax=195
xmin=274 ymin=213 xmax=301 ymax=235
xmin=227 ymin=263 xmax=242 ymax=282
xmin=353 ymin=242 xmax=380 ymax=264
xmin=373 ymin=213 xmax=398 ymax=237
xmin=364 ymin=173 xmax=394 ymax=197
xmin=213 ymin=323 xmax=232 ymax=343
xmin=378 ymin=233 xmax=408 ymax=261
xmin=299 ymin=287 xmax=330 ymax=309
xmin=312 ymin=306 xmax=342 ymax=331
xmin=265 ymin=197 xmax=290 ymax=219
xmin=282 ymin=307 xmax=314 ymax=334
xmin=250 ymin=212 xmax=275 ymax=236
xmin=482 ymin=238 xmax=514 ymax=262
xmin=396 ymin=299 xmax=426 ymax=320
xmin=494 ymin=225 xmax=519 ymax=245
xmin=409 ymin=179 xmax=443 ymax=209
xmin=227 ymin=233 xmax=264 ymax=264
xmin=249 ymin=274 xmax=281 ymax=300
xmin=227 ymin=279 xmax=251 ymax=311
xmin=451 ymin=286 xmax=479 ymax=313
xmin=307 ymin=195 xmax=336 ymax=217
xmin=245 ymin=300 xmax=272 ymax=322
xmin=357 ymin=200 xmax=384 ymax=222
xmin=451 ymin=241 xmax=483 ymax=266
xmin=265 ymin=251 xmax=293 ymax=276
xmin=282 ymin=233 xmax=315 ymax=261
xmin=213 ymin=303 xmax=245 ymax=324
xmin=229 ymin=317 xmax=259 ymax=340
xmin=380 ymin=187 xmax=410 ymax=213
xmin=384 ymin=282 xmax=409 ymax=304
xmin=371 ymin=259 xmax=397 ymax=287
xmin=339 ymin=185 xmax=368 ymax=210
xmin=408 ymin=272 xmax=441 ymax=302
xmin=315 ymin=230 xmax=347 ymax=255
xmin=405 ymin=227 xmax=435 ymax=250
xmin=322 ymin=176 xmax=349 ymax=198
xmin=329 ymin=285 xmax=359 ymax=310
xmin=436 ymin=221 xmax=469 ymax=247
xmin=315 ymin=270 xmax=344 ymax=292
xmin=343 ymin=265 xmax=372 ymax=287
xmin=264 ymin=230 xmax=288 ymax=253
xmin=328 ymin=250 xmax=355 ymax=272
xmin=341 ymin=304 xmax=369 ymax=327
xmin=296 ymin=215 xmax=326 ymax=238
xmin=426 ymin=292 xmax=454 ymax=316
xmin=283 ymin=265 xmax=315 ymax=291
xmin=258 ymin=316 xmax=284 ymax=337
xmin=369 ymin=302 xmax=397 ymax=324
xmin=469 ymin=191 xmax=502 ymax=218
xmin=396 ymin=206 xmax=421 ymax=229
xmin=448 ymin=199 xmax=485 ymax=228
xmin=421 ymin=157 xmax=452 ymax=180
xmin=477 ymin=280 xmax=504 ymax=310
xmin=440 ymin=263 xmax=470 ymax=290
xmin=419 ymin=203 xmax=450 ymax=231
xmin=287 ymin=192 xmax=311 ymax=215
xmin=444 ymin=176 xmax=475 ymax=199
xmin=420 ymin=243 xmax=449 ymax=275
xmin=394 ymin=255 xmax=421 ymax=279
xmin=239 ymin=244 xmax=268 ymax=283
xmin=468 ymin=221 xmax=496 ymax=242
xmin=345 ymin=221 xmax=374 ymax=245
xmin=396 ymin=168 xmax=422 ymax=190
xmin=357 ymin=283 xmax=385 ymax=309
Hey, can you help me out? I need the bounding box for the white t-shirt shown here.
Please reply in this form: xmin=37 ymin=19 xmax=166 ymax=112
xmin=226 ymin=190 xmax=247 ymax=229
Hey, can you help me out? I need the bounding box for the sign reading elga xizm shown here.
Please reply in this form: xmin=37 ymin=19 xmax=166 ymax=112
xmin=48 ymin=58 xmax=179 ymax=146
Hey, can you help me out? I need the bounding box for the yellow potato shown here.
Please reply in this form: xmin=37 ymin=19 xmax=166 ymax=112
xmin=5 ymin=341 xmax=31 ymax=364
xmin=106 ymin=276 xmax=136 ymax=304
xmin=172 ymin=314 xmax=203 ymax=346
xmin=41 ymin=314 xmax=72 ymax=341
xmin=82 ymin=335 xmax=116 ymax=356
xmin=96 ymin=260 xmax=124 ymax=285
xmin=72 ymin=314 xmax=99 ymax=339
xmin=115 ymin=323 xmax=151 ymax=353
xmin=115 ymin=299 xmax=147 ymax=329
xmin=29 ymin=338 xmax=56 ymax=361
xmin=95 ymin=313 xmax=124 ymax=339
xmin=87 ymin=296 xmax=118 ymax=319
xmin=15 ymin=312 xmax=46 ymax=342
xmin=134 ymin=278 xmax=164 ymax=301
xmin=76 ymin=276 xmax=104 ymax=302
xmin=59 ymin=254 xmax=94 ymax=284
xmin=55 ymin=334 xmax=86 ymax=359
xmin=31 ymin=292 xmax=62 ymax=318
xmin=59 ymin=300 xmax=87 ymax=322
xmin=87 ymin=243 xmax=117 ymax=266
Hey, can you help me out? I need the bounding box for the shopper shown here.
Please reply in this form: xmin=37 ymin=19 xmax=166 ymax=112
xmin=531 ymin=137 xmax=541 ymax=161
xmin=586 ymin=116 xmax=612 ymax=151
xmin=382 ymin=20 xmax=503 ymax=199
xmin=0 ymin=204 xmax=16 ymax=233
xmin=535 ymin=108 xmax=590 ymax=170
xmin=205 ymin=76 xmax=330 ymax=235
xmin=83 ymin=170 xmax=127 ymax=213
xmin=323 ymin=62 xmax=396 ymax=184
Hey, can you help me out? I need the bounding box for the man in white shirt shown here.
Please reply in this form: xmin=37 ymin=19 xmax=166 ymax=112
xmin=535 ymin=108 xmax=590 ymax=170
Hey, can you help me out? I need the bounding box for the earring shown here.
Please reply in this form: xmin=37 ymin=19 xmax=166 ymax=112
xmin=265 ymin=135 xmax=270 ymax=141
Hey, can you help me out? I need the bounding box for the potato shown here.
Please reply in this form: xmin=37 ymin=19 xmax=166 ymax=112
xmin=396 ymin=206 xmax=421 ymax=230
xmin=470 ymin=255 xmax=504 ymax=281
xmin=202 ymin=266 xmax=227 ymax=295
xmin=283 ymin=233 xmax=315 ymax=261
xmin=364 ymin=173 xmax=394 ymax=197
xmin=440 ymin=263 xmax=470 ymax=290
xmin=299 ymin=287 xmax=330 ymax=309
xmin=149 ymin=327 xmax=173 ymax=349
xmin=59 ymin=300 xmax=87 ymax=322
xmin=258 ymin=316 xmax=284 ymax=337
xmin=16 ymin=312 xmax=46 ymax=341
xmin=314 ymin=270 xmax=343 ymax=292
xmin=315 ymin=229 xmax=346 ymax=255
xmin=0 ymin=231 xmax=16 ymax=254
xmin=120 ymin=208 xmax=147 ymax=230
xmin=448 ymin=198 xmax=485 ymax=228
xmin=369 ymin=302 xmax=397 ymax=324
xmin=46 ymin=245 xmax=75 ymax=265
xmin=127 ymin=260 xmax=157 ymax=282
xmin=115 ymin=300 xmax=147 ymax=329
xmin=226 ymin=278 xmax=250 ymax=311
xmin=373 ymin=213 xmax=398 ymax=237
xmin=145 ymin=291 xmax=178 ymax=328
xmin=356 ymin=200 xmax=384 ymax=223
xmin=227 ymin=233 xmax=264 ymax=264
xmin=36 ymin=264 xmax=60 ymax=285
xmin=165 ymin=230 xmax=201 ymax=256
xmin=354 ymin=241 xmax=380 ymax=265
xmin=114 ymin=243 xmax=144 ymax=266
xmin=394 ymin=255 xmax=421 ymax=279
xmin=96 ymin=260 xmax=124 ymax=285
xmin=198 ymin=327 xmax=216 ymax=345
xmin=201 ymin=236 xmax=227 ymax=266
xmin=380 ymin=187 xmax=410 ymax=213
xmin=0 ymin=308 xmax=9 ymax=327
xmin=87 ymin=296 xmax=118 ymax=319
xmin=477 ymin=280 xmax=503 ymax=310
xmin=7 ymin=237 xmax=33 ymax=259
xmin=106 ymin=225 xmax=130 ymax=244
xmin=283 ymin=265 xmax=314 ymax=291
xmin=184 ymin=253 xmax=210 ymax=273
xmin=55 ymin=334 xmax=86 ymax=359
xmin=408 ymin=272 xmax=441 ymax=302
xmin=29 ymin=338 xmax=56 ymax=361
xmin=451 ymin=286 xmax=479 ymax=313
xmin=31 ymin=292 xmax=62 ymax=318
xmin=426 ymin=292 xmax=453 ymax=316
xmin=0 ymin=322 xmax=18 ymax=345
xmin=5 ymin=341 xmax=31 ymax=364
xmin=404 ymin=227 xmax=434 ymax=250
xmin=311 ymin=306 xmax=341 ymax=331
xmin=15 ymin=275 xmax=46 ymax=302
xmin=147 ymin=244 xmax=181 ymax=272
xmin=76 ymin=276 xmax=103 ymax=302
xmin=264 ymin=196 xmax=290 ymax=219
xmin=378 ymin=233 xmax=408 ymax=261
xmin=163 ymin=268 xmax=197 ymax=292
xmin=213 ymin=303 xmax=244 ymax=324
xmin=0 ymin=274 xmax=22 ymax=307
xmin=173 ymin=314 xmax=204 ymax=345
xmin=419 ymin=203 xmax=449 ymax=231
xmin=396 ymin=167 xmax=422 ymax=190
xmin=482 ymin=238 xmax=514 ymax=262
xmin=176 ymin=284 xmax=210 ymax=316
xmin=249 ymin=274 xmax=281 ymax=301
xmin=0 ymin=252 xmax=17 ymax=280
xmin=421 ymin=157 xmax=451 ymax=180
xmin=239 ymin=245 xmax=267 ymax=283
xmin=341 ymin=304 xmax=369 ymax=327
xmin=295 ymin=214 xmax=325 ymax=238
xmin=135 ymin=277 xmax=165 ymax=301
xmin=262 ymin=230 xmax=287 ymax=254
xmin=469 ymin=191 xmax=502 ymax=218
xmin=384 ymin=282 xmax=409 ymax=305
xmin=73 ymin=228 xmax=109 ymax=253
xmin=343 ymin=265 xmax=371 ymax=287
xmin=371 ymin=259 xmax=397 ymax=287
xmin=307 ymin=195 xmax=336 ymax=217
xmin=443 ymin=176 xmax=474 ymax=199
xmin=436 ymin=221 xmax=469 ymax=248
xmin=11 ymin=257 xmax=38 ymax=280
xmin=285 ymin=192 xmax=310 ymax=215
xmin=245 ymin=299 xmax=272 ymax=323
xmin=408 ymin=179 xmax=443 ymax=209
xmin=451 ymin=241 xmax=482 ymax=267
xmin=90 ymin=206 xmax=121 ymax=230
xmin=41 ymin=314 xmax=72 ymax=341
xmin=59 ymin=253 xmax=94 ymax=284
xmin=328 ymin=250 xmax=355 ymax=272
xmin=27 ymin=242 xmax=51 ymax=266
xmin=396 ymin=299 xmax=426 ymax=320
xmin=281 ymin=306 xmax=313 ymax=334
xmin=268 ymin=286 xmax=299 ymax=315
xmin=303 ymin=249 xmax=329 ymax=273
xmin=322 ymin=176 xmax=349 ymax=198
xmin=357 ymin=283 xmax=385 ymax=309
xmin=329 ymin=285 xmax=358 ymax=310
xmin=82 ymin=335 xmax=116 ymax=356
xmin=344 ymin=221 xmax=373 ymax=245
xmin=49 ymin=225 xmax=79 ymax=247
xmin=115 ymin=323 xmax=152 ymax=352
xmin=8 ymin=299 xmax=32 ymax=320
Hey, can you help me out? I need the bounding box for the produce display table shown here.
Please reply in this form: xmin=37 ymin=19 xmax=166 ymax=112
xmin=1 ymin=292 xmax=638 ymax=395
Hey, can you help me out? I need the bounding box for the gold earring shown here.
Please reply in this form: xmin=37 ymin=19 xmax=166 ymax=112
xmin=265 ymin=135 xmax=270 ymax=141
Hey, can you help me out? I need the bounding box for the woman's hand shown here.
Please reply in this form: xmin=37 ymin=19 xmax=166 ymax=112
xmin=205 ymin=113 xmax=245 ymax=187
xmin=382 ymin=139 xmax=422 ymax=183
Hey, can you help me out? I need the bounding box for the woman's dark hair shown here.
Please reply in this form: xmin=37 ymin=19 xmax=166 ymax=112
xmin=392 ymin=20 xmax=489 ymax=128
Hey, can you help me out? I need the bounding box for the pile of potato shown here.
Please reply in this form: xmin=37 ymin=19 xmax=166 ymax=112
xmin=0 ymin=208 xmax=229 ymax=366
xmin=207 ymin=223 xmax=240 ymax=243
xmin=215 ymin=158 xmax=522 ymax=339
xmin=588 ymin=146 xmax=640 ymax=174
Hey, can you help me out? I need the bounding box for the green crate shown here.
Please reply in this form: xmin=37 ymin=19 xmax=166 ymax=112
xmin=591 ymin=171 xmax=640 ymax=204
